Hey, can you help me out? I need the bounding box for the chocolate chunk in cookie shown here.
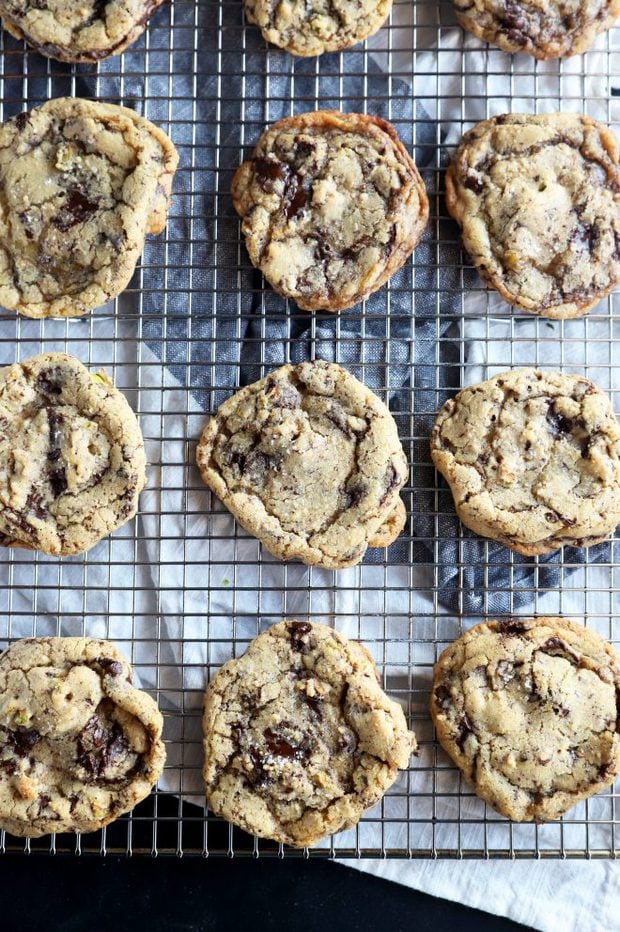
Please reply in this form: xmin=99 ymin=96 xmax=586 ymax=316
xmin=430 ymin=618 xmax=620 ymax=821
xmin=0 ymin=352 xmax=146 ymax=556
xmin=0 ymin=97 xmax=178 ymax=319
xmin=245 ymin=0 xmax=392 ymax=56
xmin=203 ymin=621 xmax=415 ymax=847
xmin=431 ymin=369 xmax=620 ymax=556
xmin=0 ymin=1 xmax=166 ymax=63
xmin=0 ymin=637 xmax=165 ymax=837
xmin=454 ymin=0 xmax=620 ymax=59
xmin=232 ymin=110 xmax=428 ymax=312
xmin=446 ymin=113 xmax=620 ymax=318
xmin=196 ymin=360 xmax=408 ymax=569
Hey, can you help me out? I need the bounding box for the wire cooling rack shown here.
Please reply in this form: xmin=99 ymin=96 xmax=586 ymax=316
xmin=0 ymin=0 xmax=619 ymax=859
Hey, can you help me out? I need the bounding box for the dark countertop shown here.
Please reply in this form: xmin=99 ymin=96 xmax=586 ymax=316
xmin=3 ymin=843 xmax=529 ymax=932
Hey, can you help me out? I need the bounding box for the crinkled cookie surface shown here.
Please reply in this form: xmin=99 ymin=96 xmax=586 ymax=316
xmin=446 ymin=113 xmax=620 ymax=318
xmin=0 ymin=0 xmax=166 ymax=62
xmin=0 ymin=352 xmax=147 ymax=556
xmin=0 ymin=97 xmax=177 ymax=319
xmin=245 ymin=0 xmax=392 ymax=55
xmin=232 ymin=110 xmax=428 ymax=311
xmin=431 ymin=618 xmax=620 ymax=821
xmin=431 ymin=369 xmax=620 ymax=555
xmin=203 ymin=621 xmax=415 ymax=847
xmin=0 ymin=637 xmax=165 ymax=837
xmin=196 ymin=360 xmax=408 ymax=569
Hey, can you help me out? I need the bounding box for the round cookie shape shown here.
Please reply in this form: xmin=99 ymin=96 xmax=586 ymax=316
xmin=431 ymin=369 xmax=620 ymax=556
xmin=446 ymin=113 xmax=620 ymax=319
xmin=203 ymin=620 xmax=415 ymax=847
xmin=454 ymin=0 xmax=620 ymax=59
xmin=196 ymin=360 xmax=409 ymax=569
xmin=0 ymin=352 xmax=147 ymax=556
xmin=430 ymin=618 xmax=620 ymax=821
xmin=245 ymin=0 xmax=392 ymax=56
xmin=0 ymin=97 xmax=178 ymax=319
xmin=231 ymin=110 xmax=429 ymax=312
xmin=0 ymin=1 xmax=166 ymax=63
xmin=0 ymin=637 xmax=165 ymax=837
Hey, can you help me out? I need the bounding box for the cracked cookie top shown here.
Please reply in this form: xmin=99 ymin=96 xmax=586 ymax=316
xmin=0 ymin=637 xmax=165 ymax=837
xmin=446 ymin=113 xmax=620 ymax=318
xmin=0 ymin=97 xmax=178 ymax=319
xmin=203 ymin=620 xmax=415 ymax=847
xmin=454 ymin=0 xmax=620 ymax=59
xmin=232 ymin=111 xmax=428 ymax=312
xmin=196 ymin=360 xmax=408 ymax=569
xmin=245 ymin=0 xmax=392 ymax=56
xmin=430 ymin=618 xmax=620 ymax=821
xmin=431 ymin=369 xmax=620 ymax=556
xmin=0 ymin=352 xmax=146 ymax=557
xmin=0 ymin=0 xmax=166 ymax=63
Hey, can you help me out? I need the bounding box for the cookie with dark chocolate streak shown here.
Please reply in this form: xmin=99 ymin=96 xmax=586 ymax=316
xmin=430 ymin=618 xmax=620 ymax=821
xmin=203 ymin=620 xmax=415 ymax=847
xmin=0 ymin=637 xmax=165 ymax=837
xmin=232 ymin=110 xmax=428 ymax=312
xmin=245 ymin=0 xmax=392 ymax=56
xmin=0 ymin=0 xmax=166 ymax=63
xmin=446 ymin=113 xmax=620 ymax=319
xmin=431 ymin=368 xmax=620 ymax=556
xmin=0 ymin=97 xmax=178 ymax=319
xmin=196 ymin=360 xmax=408 ymax=569
xmin=0 ymin=352 xmax=146 ymax=556
xmin=454 ymin=0 xmax=620 ymax=59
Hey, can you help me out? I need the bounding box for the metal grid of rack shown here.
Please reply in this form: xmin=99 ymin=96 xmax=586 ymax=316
xmin=0 ymin=0 xmax=619 ymax=858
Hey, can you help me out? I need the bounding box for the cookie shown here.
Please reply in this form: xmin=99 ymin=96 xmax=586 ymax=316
xmin=196 ymin=360 xmax=408 ymax=569
xmin=203 ymin=620 xmax=415 ymax=847
xmin=431 ymin=369 xmax=620 ymax=556
xmin=245 ymin=0 xmax=392 ymax=56
xmin=0 ymin=352 xmax=146 ymax=557
xmin=446 ymin=113 xmax=620 ymax=319
xmin=454 ymin=0 xmax=620 ymax=59
xmin=430 ymin=618 xmax=620 ymax=821
xmin=0 ymin=637 xmax=165 ymax=837
xmin=231 ymin=110 xmax=428 ymax=312
xmin=0 ymin=97 xmax=178 ymax=319
xmin=0 ymin=1 xmax=166 ymax=63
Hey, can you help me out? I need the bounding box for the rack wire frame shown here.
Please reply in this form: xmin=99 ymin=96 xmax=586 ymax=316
xmin=0 ymin=0 xmax=619 ymax=859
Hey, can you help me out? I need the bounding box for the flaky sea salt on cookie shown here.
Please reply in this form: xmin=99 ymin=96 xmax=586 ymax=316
xmin=196 ymin=360 xmax=408 ymax=569
xmin=203 ymin=621 xmax=415 ymax=847
xmin=0 ymin=97 xmax=178 ymax=319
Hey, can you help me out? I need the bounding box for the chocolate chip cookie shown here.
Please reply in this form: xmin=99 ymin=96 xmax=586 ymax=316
xmin=196 ymin=360 xmax=408 ymax=569
xmin=446 ymin=113 xmax=620 ymax=319
xmin=454 ymin=0 xmax=620 ymax=59
xmin=203 ymin=620 xmax=415 ymax=847
xmin=431 ymin=369 xmax=620 ymax=556
xmin=0 ymin=637 xmax=165 ymax=837
xmin=245 ymin=0 xmax=392 ymax=56
xmin=0 ymin=97 xmax=178 ymax=319
xmin=431 ymin=618 xmax=620 ymax=821
xmin=0 ymin=1 xmax=166 ymax=63
xmin=0 ymin=352 xmax=146 ymax=557
xmin=232 ymin=110 xmax=428 ymax=312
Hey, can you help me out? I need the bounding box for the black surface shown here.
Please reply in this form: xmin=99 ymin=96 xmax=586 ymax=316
xmin=2 ymin=852 xmax=530 ymax=932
